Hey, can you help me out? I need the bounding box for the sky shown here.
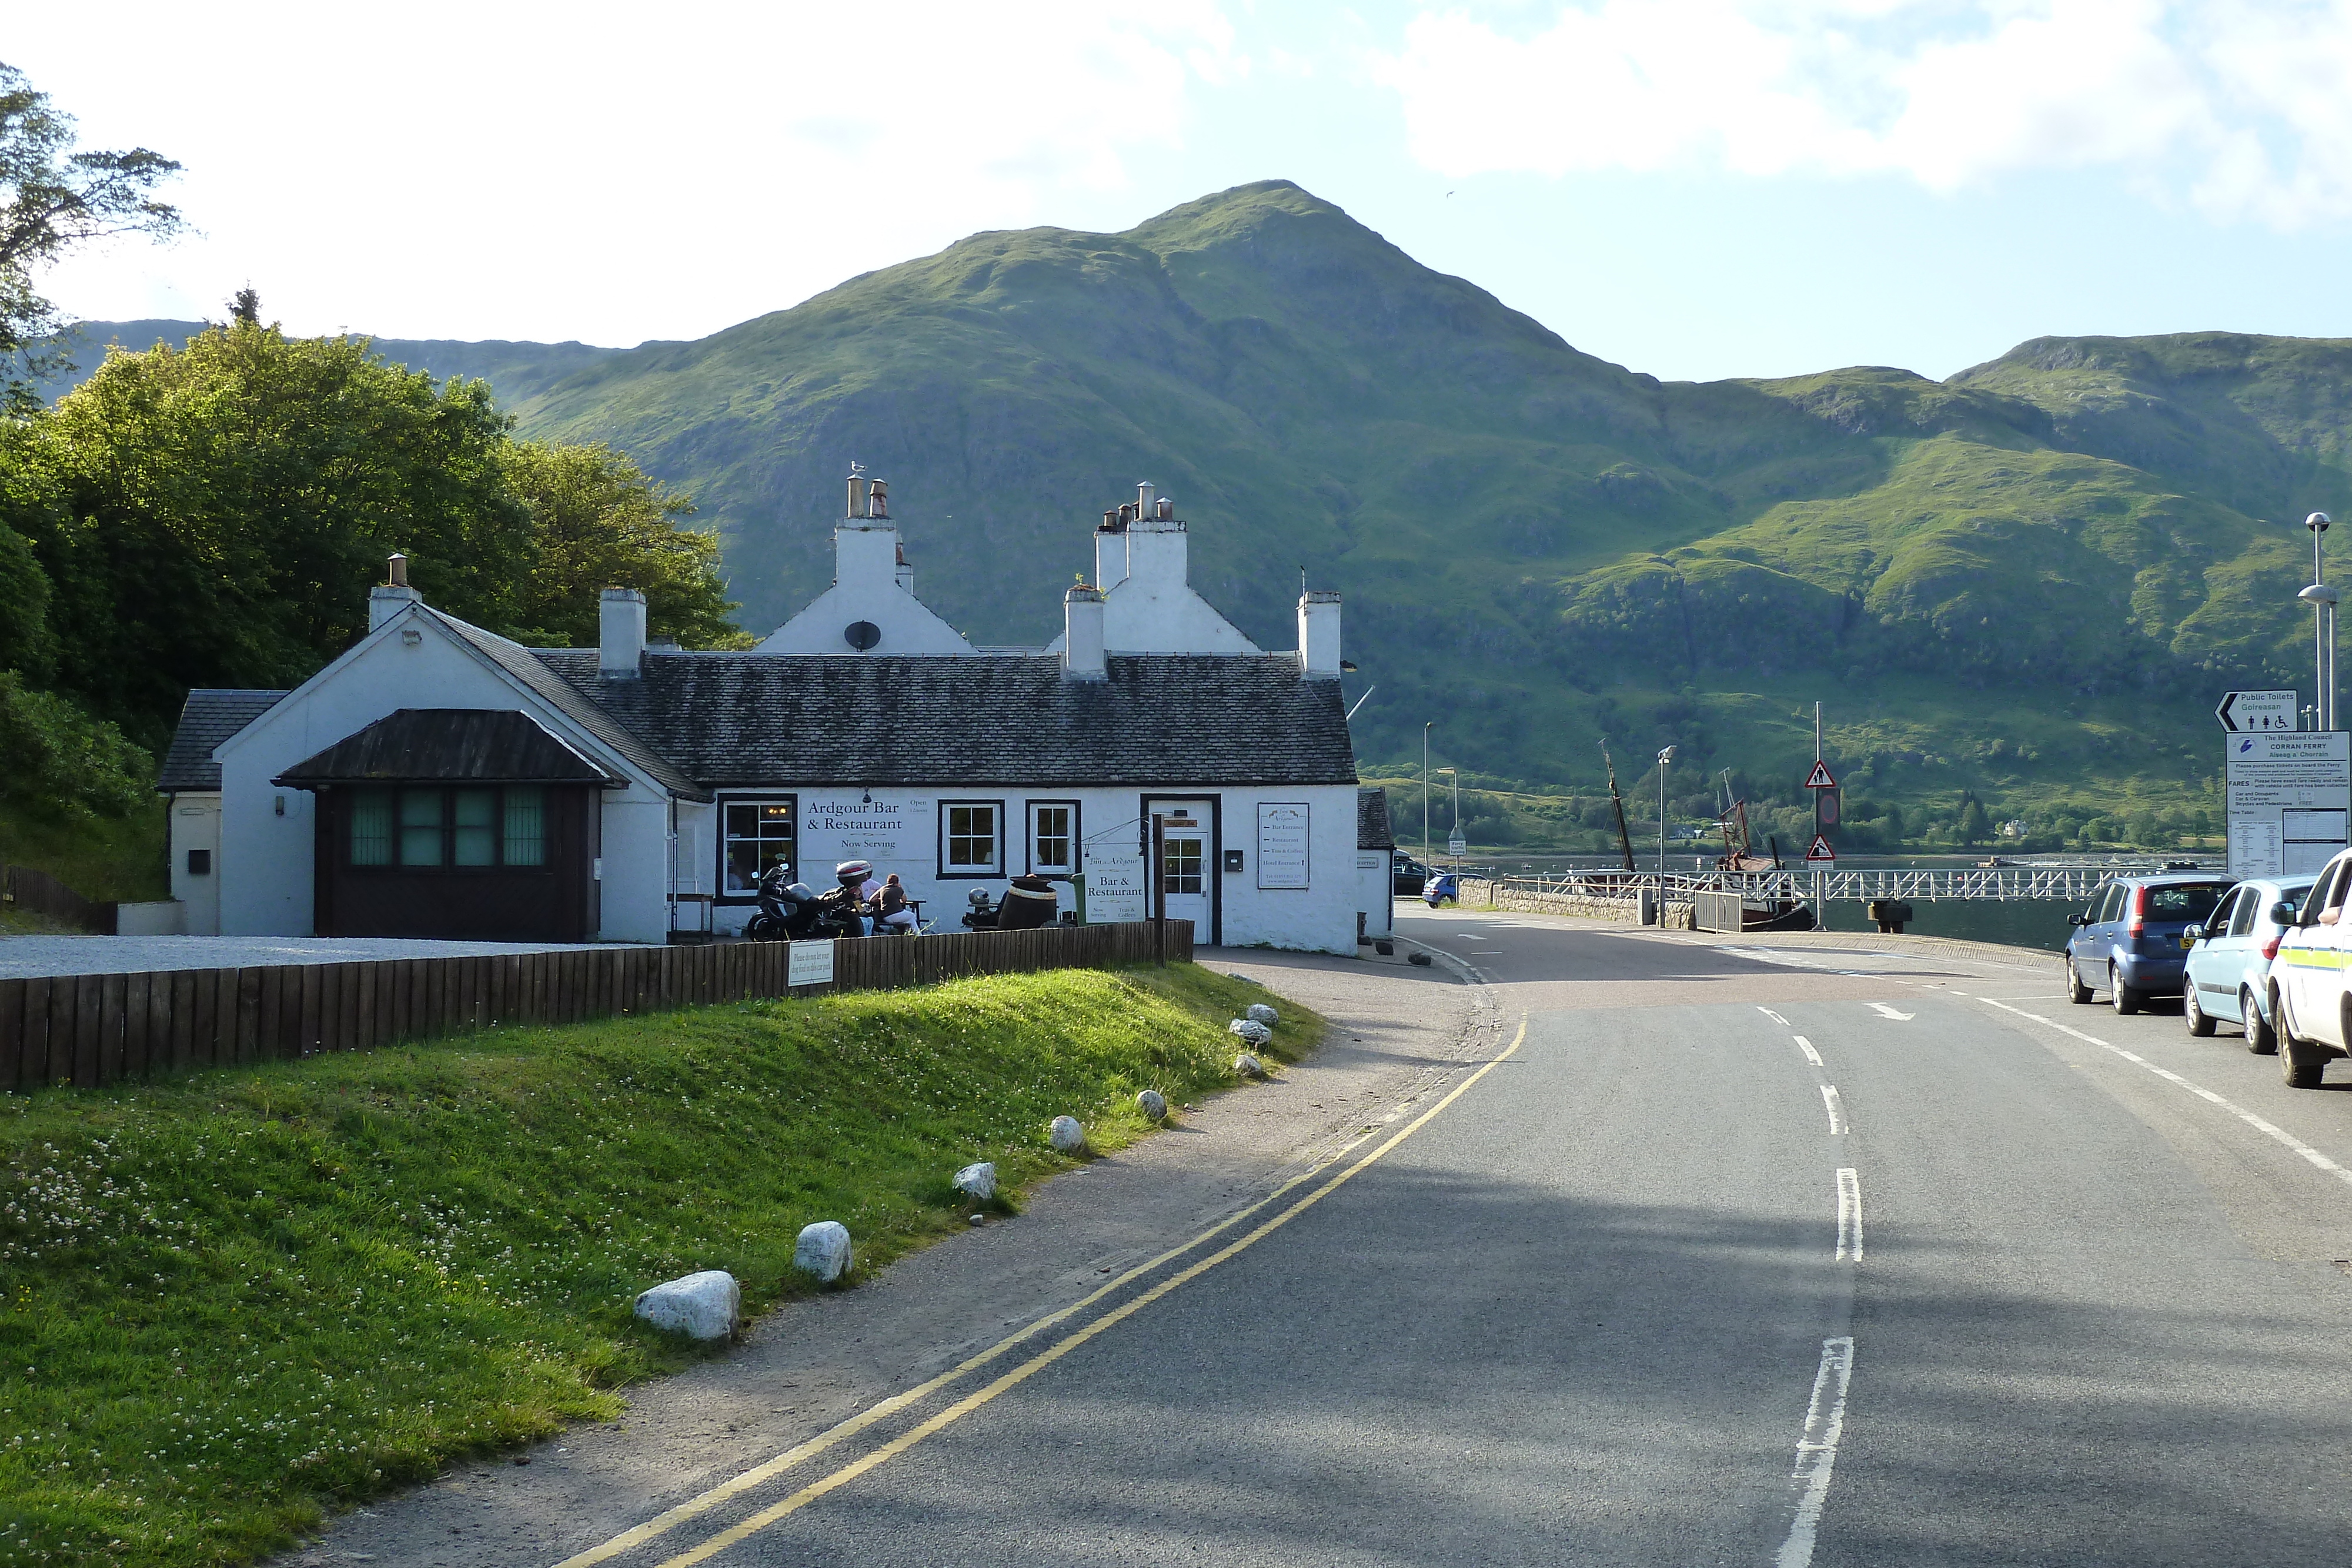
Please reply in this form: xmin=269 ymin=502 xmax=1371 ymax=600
xmin=18 ymin=0 xmax=2352 ymax=383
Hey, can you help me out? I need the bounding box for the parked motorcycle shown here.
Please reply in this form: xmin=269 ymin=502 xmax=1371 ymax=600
xmin=961 ymin=888 xmax=1000 ymax=931
xmin=744 ymin=866 xmax=857 ymax=941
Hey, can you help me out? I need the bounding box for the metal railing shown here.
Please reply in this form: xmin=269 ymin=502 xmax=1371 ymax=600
xmin=1484 ymin=865 xmax=2156 ymax=905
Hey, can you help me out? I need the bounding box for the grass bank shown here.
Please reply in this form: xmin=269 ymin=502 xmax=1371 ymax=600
xmin=0 ymin=962 xmax=1317 ymax=1565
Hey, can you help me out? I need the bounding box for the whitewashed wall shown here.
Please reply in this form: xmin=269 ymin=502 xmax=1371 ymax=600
xmin=167 ymin=793 xmax=223 ymax=935
xmin=705 ymin=781 xmax=1362 ymax=954
xmin=212 ymin=609 xmax=673 ymax=938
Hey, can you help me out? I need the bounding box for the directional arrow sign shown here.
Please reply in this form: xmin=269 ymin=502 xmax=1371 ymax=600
xmin=2216 ymin=690 xmax=2297 ymax=733
xmin=1803 ymin=760 xmax=1838 ymax=790
xmin=1805 ymin=833 xmax=1837 ymax=863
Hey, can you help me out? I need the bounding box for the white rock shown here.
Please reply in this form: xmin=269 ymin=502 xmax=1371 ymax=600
xmin=633 ymin=1270 xmax=740 ymax=1340
xmin=1227 ymin=972 xmax=1261 ymax=985
xmin=954 ymin=1161 xmax=997 ymax=1201
xmin=1049 ymin=1115 xmax=1087 ymax=1152
xmin=1228 ymin=1018 xmax=1272 ymax=1046
xmin=794 ymin=1221 xmax=853 ymax=1283
xmin=1245 ymin=1002 xmax=1280 ymax=1027
xmin=1136 ymin=1089 xmax=1168 ymax=1121
xmin=1232 ymin=1052 xmax=1264 ymax=1077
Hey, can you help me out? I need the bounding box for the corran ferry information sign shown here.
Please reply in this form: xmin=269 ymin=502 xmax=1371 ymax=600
xmin=2226 ymin=731 xmax=2351 ymax=877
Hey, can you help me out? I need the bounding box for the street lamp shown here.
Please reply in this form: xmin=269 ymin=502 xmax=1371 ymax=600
xmin=1656 ymin=745 xmax=1676 ymax=889
xmin=2305 ymin=511 xmax=2335 ymax=731
xmin=1422 ymin=721 xmax=1434 ymax=863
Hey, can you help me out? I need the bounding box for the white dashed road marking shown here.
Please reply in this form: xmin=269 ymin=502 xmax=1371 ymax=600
xmin=1820 ymin=1085 xmax=1848 ymax=1135
xmin=1835 ymin=1169 xmax=1863 ymax=1262
xmin=1794 ymin=1035 xmax=1824 ymax=1067
xmin=1775 ymin=1337 xmax=1856 ymax=1568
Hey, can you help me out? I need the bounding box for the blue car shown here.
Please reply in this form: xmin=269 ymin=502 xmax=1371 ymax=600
xmin=2180 ymin=875 xmax=2315 ymax=1049
xmin=1422 ymin=872 xmax=1459 ymax=908
xmin=2065 ymin=872 xmax=2234 ymax=1014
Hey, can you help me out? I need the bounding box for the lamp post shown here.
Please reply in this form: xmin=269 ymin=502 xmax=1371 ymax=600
xmin=1422 ymin=721 xmax=1433 ymax=863
xmin=2304 ymin=511 xmax=2336 ymax=731
xmin=1656 ymin=745 xmax=1676 ymax=892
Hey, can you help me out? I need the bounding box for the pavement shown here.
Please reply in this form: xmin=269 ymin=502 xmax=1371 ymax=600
xmin=289 ymin=908 xmax=2352 ymax=1566
xmin=0 ymin=935 xmax=622 ymax=979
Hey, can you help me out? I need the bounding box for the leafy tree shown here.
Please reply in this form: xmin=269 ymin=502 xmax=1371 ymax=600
xmin=226 ymin=285 xmax=259 ymax=326
xmin=1 ymin=61 xmax=182 ymax=410
xmin=15 ymin=320 xmax=530 ymax=734
xmin=1956 ymin=793 xmax=1991 ymax=845
xmin=500 ymin=440 xmax=746 ymax=648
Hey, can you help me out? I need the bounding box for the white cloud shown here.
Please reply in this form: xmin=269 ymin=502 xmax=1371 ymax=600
xmin=16 ymin=1 xmax=1239 ymax=343
xmin=1375 ymin=1 xmax=2352 ymax=227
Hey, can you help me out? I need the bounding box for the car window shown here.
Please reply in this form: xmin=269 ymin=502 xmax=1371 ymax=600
xmin=2144 ymin=883 xmax=2227 ymax=922
xmin=2227 ymin=888 xmax=2258 ymax=937
xmin=2303 ymin=862 xmax=2349 ymax=925
xmin=2089 ymin=884 xmax=2119 ymax=924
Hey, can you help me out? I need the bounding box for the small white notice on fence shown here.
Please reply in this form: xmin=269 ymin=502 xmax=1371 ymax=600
xmin=787 ymin=940 xmax=836 ymax=987
xmin=2227 ymin=730 xmax=2351 ymax=876
xmin=1081 ymin=848 xmax=1148 ymax=923
xmin=1258 ymin=803 xmax=1310 ymax=889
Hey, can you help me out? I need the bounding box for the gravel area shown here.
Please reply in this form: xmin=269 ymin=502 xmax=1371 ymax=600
xmin=0 ymin=935 xmax=630 ymax=979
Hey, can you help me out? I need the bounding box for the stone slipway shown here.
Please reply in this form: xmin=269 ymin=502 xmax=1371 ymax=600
xmin=290 ymin=943 xmax=1502 ymax=1567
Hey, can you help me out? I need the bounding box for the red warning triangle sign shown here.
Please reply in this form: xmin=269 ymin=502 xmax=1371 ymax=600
xmin=1804 ymin=834 xmax=1837 ymax=863
xmin=1803 ymin=760 xmax=1838 ymax=790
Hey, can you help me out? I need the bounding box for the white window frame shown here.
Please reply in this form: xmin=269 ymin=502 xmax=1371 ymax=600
xmin=938 ymin=799 xmax=1005 ymax=878
xmin=1027 ymin=800 xmax=1081 ymax=878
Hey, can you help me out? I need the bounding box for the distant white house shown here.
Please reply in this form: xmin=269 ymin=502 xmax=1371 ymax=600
xmin=159 ymin=473 xmax=1387 ymax=954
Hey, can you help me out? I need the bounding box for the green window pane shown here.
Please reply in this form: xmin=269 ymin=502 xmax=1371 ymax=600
xmin=504 ymin=787 xmax=546 ymax=867
xmin=453 ymin=789 xmax=497 ymax=866
xmin=399 ymin=790 xmax=443 ymax=867
xmin=350 ymin=788 xmax=392 ymax=867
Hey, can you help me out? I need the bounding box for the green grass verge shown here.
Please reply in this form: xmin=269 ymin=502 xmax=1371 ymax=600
xmin=0 ymin=962 xmax=1318 ymax=1566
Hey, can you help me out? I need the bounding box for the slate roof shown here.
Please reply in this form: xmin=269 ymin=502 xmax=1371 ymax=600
xmin=157 ymin=689 xmax=289 ymax=792
xmin=274 ymin=709 xmax=626 ymax=787
xmin=533 ymin=651 xmax=1359 ymax=788
xmin=1358 ymin=787 xmax=1395 ymax=850
xmin=432 ymin=613 xmax=704 ymax=799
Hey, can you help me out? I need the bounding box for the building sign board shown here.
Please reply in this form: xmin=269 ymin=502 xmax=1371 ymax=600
xmin=1259 ymin=803 xmax=1311 ymax=889
xmin=787 ymin=940 xmax=835 ymax=987
xmin=799 ymin=793 xmax=917 ymax=868
xmin=2227 ymin=731 xmax=2351 ymax=876
xmin=2215 ymin=690 xmax=2298 ymax=733
xmin=1080 ymin=847 xmax=1148 ymax=923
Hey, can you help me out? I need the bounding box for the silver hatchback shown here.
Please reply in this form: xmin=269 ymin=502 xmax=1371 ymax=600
xmin=2181 ymin=875 xmax=2316 ymax=1050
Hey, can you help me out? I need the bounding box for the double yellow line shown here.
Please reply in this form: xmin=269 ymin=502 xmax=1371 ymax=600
xmin=557 ymin=1014 xmax=1530 ymax=1568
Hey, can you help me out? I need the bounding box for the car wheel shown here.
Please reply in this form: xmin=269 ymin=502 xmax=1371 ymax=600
xmin=2282 ymin=1024 xmax=2328 ymax=1089
xmin=2186 ymin=986 xmax=2216 ymax=1037
xmin=2110 ymin=964 xmax=2142 ymax=1015
xmin=2066 ymin=955 xmax=2093 ymax=1005
xmin=2243 ymin=988 xmax=2278 ymax=1054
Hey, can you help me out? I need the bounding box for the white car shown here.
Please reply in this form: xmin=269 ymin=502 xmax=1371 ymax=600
xmin=2265 ymin=851 xmax=2352 ymax=1088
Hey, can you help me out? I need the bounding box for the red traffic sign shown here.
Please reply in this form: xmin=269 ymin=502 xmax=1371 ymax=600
xmin=1805 ymin=833 xmax=1836 ymax=863
xmin=1817 ymin=790 xmax=1841 ymax=827
xmin=1803 ymin=760 xmax=1838 ymax=790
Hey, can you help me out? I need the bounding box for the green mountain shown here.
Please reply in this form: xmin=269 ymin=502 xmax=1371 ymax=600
xmin=56 ymin=184 xmax=2352 ymax=848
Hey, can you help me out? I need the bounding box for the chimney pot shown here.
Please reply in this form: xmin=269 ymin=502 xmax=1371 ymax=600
xmin=600 ymin=587 xmax=649 ymax=678
xmin=369 ymin=553 xmax=422 ymax=632
xmin=387 ymin=552 xmax=408 ymax=587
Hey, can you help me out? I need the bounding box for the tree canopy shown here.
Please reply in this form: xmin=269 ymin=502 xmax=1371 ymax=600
xmin=0 ymin=321 xmax=741 ymax=745
xmin=1 ymin=61 xmax=182 ymax=409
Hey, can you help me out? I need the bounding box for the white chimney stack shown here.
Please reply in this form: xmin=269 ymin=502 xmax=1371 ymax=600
xmin=1298 ymin=590 xmax=1341 ymax=677
xmin=600 ymin=588 xmax=648 ymax=677
xmin=369 ymin=553 xmax=421 ymax=631
xmin=1064 ymin=584 xmax=1107 ymax=679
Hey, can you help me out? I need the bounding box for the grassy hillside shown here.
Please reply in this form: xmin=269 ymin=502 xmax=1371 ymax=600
xmin=55 ymin=185 xmax=2352 ymax=834
xmin=1 ymin=964 xmax=1315 ymax=1567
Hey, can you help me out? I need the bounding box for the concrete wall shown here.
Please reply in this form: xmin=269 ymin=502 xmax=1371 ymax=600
xmin=167 ymin=793 xmax=222 ymax=935
xmin=1357 ymin=850 xmax=1394 ymax=938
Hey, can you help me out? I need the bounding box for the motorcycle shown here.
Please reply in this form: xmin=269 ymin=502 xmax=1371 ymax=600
xmin=744 ymin=866 xmax=859 ymax=941
xmin=960 ymin=888 xmax=1000 ymax=931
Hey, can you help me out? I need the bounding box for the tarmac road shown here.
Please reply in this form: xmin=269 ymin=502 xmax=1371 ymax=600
xmin=310 ymin=914 xmax=2352 ymax=1567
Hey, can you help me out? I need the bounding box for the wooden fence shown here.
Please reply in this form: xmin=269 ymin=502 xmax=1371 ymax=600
xmin=0 ymin=919 xmax=1192 ymax=1093
xmin=1 ymin=864 xmax=115 ymax=934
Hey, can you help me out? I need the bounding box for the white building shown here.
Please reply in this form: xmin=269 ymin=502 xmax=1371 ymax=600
xmin=158 ymin=474 xmax=1389 ymax=954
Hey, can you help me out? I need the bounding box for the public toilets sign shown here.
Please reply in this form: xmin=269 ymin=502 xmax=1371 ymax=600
xmin=2226 ymin=730 xmax=2351 ymax=877
xmin=2214 ymin=690 xmax=2298 ymax=734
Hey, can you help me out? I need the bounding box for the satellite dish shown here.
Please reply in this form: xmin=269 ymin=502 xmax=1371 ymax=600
xmin=843 ymin=620 xmax=881 ymax=651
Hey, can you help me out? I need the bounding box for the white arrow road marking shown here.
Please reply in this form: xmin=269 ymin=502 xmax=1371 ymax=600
xmin=1794 ymin=1035 xmax=1823 ymax=1066
xmin=1866 ymin=1002 xmax=1914 ymax=1021
xmin=1836 ymin=1169 xmax=1863 ymax=1262
xmin=1820 ymin=1085 xmax=1848 ymax=1134
xmin=1775 ymin=1337 xmax=1857 ymax=1568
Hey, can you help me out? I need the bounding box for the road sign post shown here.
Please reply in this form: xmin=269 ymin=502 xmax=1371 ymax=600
xmin=2215 ymin=690 xmax=2298 ymax=734
xmin=2226 ymin=730 xmax=2351 ymax=876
